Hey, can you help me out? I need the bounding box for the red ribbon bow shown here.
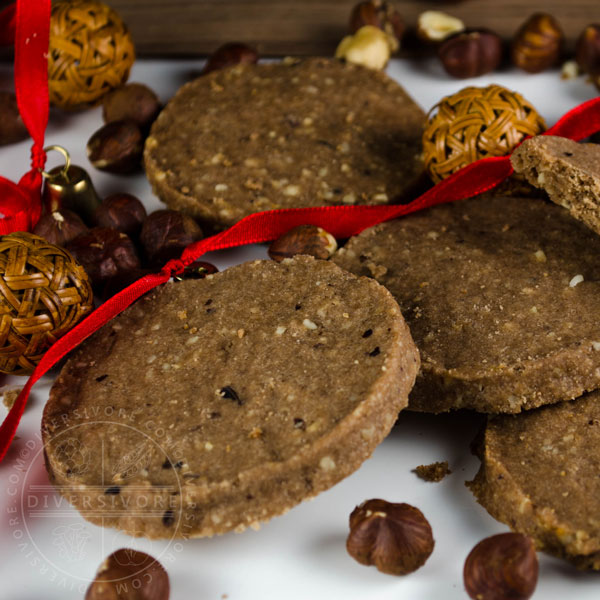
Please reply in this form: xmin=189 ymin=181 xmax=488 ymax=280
xmin=0 ymin=0 xmax=599 ymax=462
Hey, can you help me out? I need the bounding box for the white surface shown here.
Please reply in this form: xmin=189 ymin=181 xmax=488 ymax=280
xmin=0 ymin=58 xmax=599 ymax=600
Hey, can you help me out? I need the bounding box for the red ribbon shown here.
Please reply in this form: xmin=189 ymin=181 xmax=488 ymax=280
xmin=0 ymin=0 xmax=599 ymax=462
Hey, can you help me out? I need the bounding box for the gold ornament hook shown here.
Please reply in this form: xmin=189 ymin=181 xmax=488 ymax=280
xmin=40 ymin=145 xmax=71 ymax=181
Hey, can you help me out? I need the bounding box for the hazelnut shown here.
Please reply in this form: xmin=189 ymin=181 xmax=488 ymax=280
xmin=202 ymin=42 xmax=259 ymax=75
xmin=66 ymin=227 xmax=141 ymax=291
xmin=417 ymin=10 xmax=465 ymax=43
xmin=464 ymin=532 xmax=538 ymax=600
xmin=511 ymin=13 xmax=564 ymax=73
xmin=335 ymin=25 xmax=392 ymax=70
xmin=575 ymin=24 xmax=600 ymax=76
xmin=0 ymin=91 xmax=29 ymax=146
xmin=102 ymin=83 xmax=162 ymax=131
xmin=439 ymin=29 xmax=503 ymax=79
xmin=33 ymin=209 xmax=89 ymax=247
xmin=87 ymin=120 xmax=144 ymax=174
xmin=102 ymin=267 xmax=153 ymax=301
xmin=95 ymin=193 xmax=147 ymax=238
xmin=173 ymin=260 xmax=219 ymax=281
xmin=268 ymin=225 xmax=337 ymax=262
xmin=85 ymin=548 xmax=169 ymax=600
xmin=349 ymin=1 xmax=404 ymax=53
xmin=346 ymin=499 xmax=434 ymax=575
xmin=140 ymin=210 xmax=203 ymax=267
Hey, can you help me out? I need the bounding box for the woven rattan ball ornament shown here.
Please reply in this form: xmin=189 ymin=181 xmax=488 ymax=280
xmin=422 ymin=84 xmax=547 ymax=183
xmin=0 ymin=232 xmax=94 ymax=375
xmin=49 ymin=0 xmax=136 ymax=110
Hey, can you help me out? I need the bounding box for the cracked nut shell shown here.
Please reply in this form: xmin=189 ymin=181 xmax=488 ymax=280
xmin=87 ymin=120 xmax=144 ymax=174
xmin=202 ymin=42 xmax=259 ymax=75
xmin=95 ymin=193 xmax=147 ymax=238
xmin=511 ymin=13 xmax=564 ymax=73
xmin=576 ymin=24 xmax=600 ymax=76
xmin=464 ymin=533 xmax=538 ymax=600
xmin=85 ymin=548 xmax=169 ymax=600
xmin=346 ymin=499 xmax=434 ymax=575
xmin=439 ymin=29 xmax=503 ymax=78
xmin=33 ymin=209 xmax=89 ymax=248
xmin=417 ymin=10 xmax=465 ymax=43
xmin=268 ymin=225 xmax=337 ymax=262
xmin=102 ymin=83 xmax=162 ymax=130
xmin=0 ymin=91 xmax=29 ymax=146
xmin=66 ymin=227 xmax=141 ymax=290
xmin=349 ymin=1 xmax=404 ymax=52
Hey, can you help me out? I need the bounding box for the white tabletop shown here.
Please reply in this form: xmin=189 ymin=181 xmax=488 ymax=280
xmin=0 ymin=57 xmax=598 ymax=600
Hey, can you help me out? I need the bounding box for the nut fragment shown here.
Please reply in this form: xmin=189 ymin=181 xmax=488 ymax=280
xmin=336 ymin=25 xmax=392 ymax=70
xmin=511 ymin=13 xmax=564 ymax=73
xmin=0 ymin=91 xmax=29 ymax=146
xmin=417 ymin=10 xmax=465 ymax=43
xmin=349 ymin=1 xmax=404 ymax=52
xmin=268 ymin=225 xmax=337 ymax=262
xmin=102 ymin=83 xmax=162 ymax=130
xmin=202 ymin=42 xmax=259 ymax=74
xmin=439 ymin=30 xmax=503 ymax=78
xmin=87 ymin=120 xmax=144 ymax=174
xmin=575 ymin=24 xmax=600 ymax=76
xmin=140 ymin=210 xmax=203 ymax=266
xmin=173 ymin=260 xmax=219 ymax=281
xmin=346 ymin=499 xmax=435 ymax=575
xmin=95 ymin=193 xmax=147 ymax=238
xmin=33 ymin=209 xmax=89 ymax=247
xmin=463 ymin=533 xmax=538 ymax=600
xmin=85 ymin=548 xmax=170 ymax=600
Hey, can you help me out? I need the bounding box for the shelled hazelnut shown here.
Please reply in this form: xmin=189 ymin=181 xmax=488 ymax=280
xmin=268 ymin=225 xmax=337 ymax=262
xmin=85 ymin=548 xmax=169 ymax=600
xmin=463 ymin=533 xmax=538 ymax=600
xmin=0 ymin=91 xmax=29 ymax=146
xmin=417 ymin=10 xmax=465 ymax=43
xmin=87 ymin=120 xmax=144 ymax=174
xmin=102 ymin=83 xmax=162 ymax=131
xmin=335 ymin=25 xmax=393 ymax=70
xmin=575 ymin=24 xmax=600 ymax=76
xmin=94 ymin=193 xmax=147 ymax=238
xmin=66 ymin=227 xmax=141 ymax=290
xmin=33 ymin=209 xmax=88 ymax=247
xmin=202 ymin=42 xmax=259 ymax=74
xmin=102 ymin=267 xmax=153 ymax=301
xmin=511 ymin=13 xmax=564 ymax=73
xmin=346 ymin=499 xmax=434 ymax=575
xmin=349 ymin=1 xmax=404 ymax=52
xmin=140 ymin=210 xmax=203 ymax=267
xmin=439 ymin=30 xmax=503 ymax=78
xmin=173 ymin=261 xmax=219 ymax=281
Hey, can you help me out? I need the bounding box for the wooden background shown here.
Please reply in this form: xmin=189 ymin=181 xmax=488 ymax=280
xmin=109 ymin=0 xmax=600 ymax=56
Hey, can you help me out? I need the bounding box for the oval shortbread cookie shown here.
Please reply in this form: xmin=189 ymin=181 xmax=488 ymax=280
xmin=468 ymin=392 xmax=600 ymax=569
xmin=144 ymin=58 xmax=426 ymax=230
xmin=43 ymin=256 xmax=419 ymax=539
xmin=333 ymin=195 xmax=600 ymax=413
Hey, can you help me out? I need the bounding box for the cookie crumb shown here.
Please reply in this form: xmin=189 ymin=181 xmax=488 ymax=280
xmin=2 ymin=386 xmax=23 ymax=409
xmin=413 ymin=461 xmax=451 ymax=482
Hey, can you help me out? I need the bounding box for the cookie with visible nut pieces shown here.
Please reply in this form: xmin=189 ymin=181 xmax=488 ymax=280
xmin=43 ymin=256 xmax=419 ymax=538
xmin=144 ymin=58 xmax=426 ymax=230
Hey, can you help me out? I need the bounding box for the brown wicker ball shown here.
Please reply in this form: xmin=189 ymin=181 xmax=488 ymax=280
xmin=49 ymin=0 xmax=136 ymax=110
xmin=0 ymin=232 xmax=94 ymax=375
xmin=422 ymin=84 xmax=546 ymax=183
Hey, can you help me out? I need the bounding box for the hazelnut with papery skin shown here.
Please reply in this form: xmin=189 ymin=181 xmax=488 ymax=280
xmin=464 ymin=533 xmax=538 ymax=600
xmin=102 ymin=83 xmax=162 ymax=131
xmin=33 ymin=209 xmax=88 ymax=247
xmin=346 ymin=499 xmax=434 ymax=575
xmin=439 ymin=30 xmax=503 ymax=79
xmin=85 ymin=548 xmax=169 ymax=600
xmin=576 ymin=24 xmax=600 ymax=76
xmin=336 ymin=25 xmax=392 ymax=70
xmin=511 ymin=13 xmax=564 ymax=73
xmin=202 ymin=42 xmax=259 ymax=74
xmin=94 ymin=193 xmax=147 ymax=238
xmin=87 ymin=120 xmax=144 ymax=174
xmin=349 ymin=1 xmax=404 ymax=52
xmin=268 ymin=225 xmax=337 ymax=262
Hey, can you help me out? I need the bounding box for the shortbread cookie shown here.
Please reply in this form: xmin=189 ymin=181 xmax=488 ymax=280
xmin=512 ymin=136 xmax=600 ymax=234
xmin=43 ymin=256 xmax=419 ymax=538
xmin=333 ymin=195 xmax=600 ymax=413
xmin=468 ymin=392 xmax=600 ymax=569
xmin=144 ymin=58 xmax=426 ymax=230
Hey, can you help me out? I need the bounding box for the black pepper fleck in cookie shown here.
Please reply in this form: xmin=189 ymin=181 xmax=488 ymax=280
xmin=144 ymin=58 xmax=426 ymax=230
xmin=42 ymin=256 xmax=419 ymax=539
xmin=333 ymin=195 xmax=600 ymax=413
